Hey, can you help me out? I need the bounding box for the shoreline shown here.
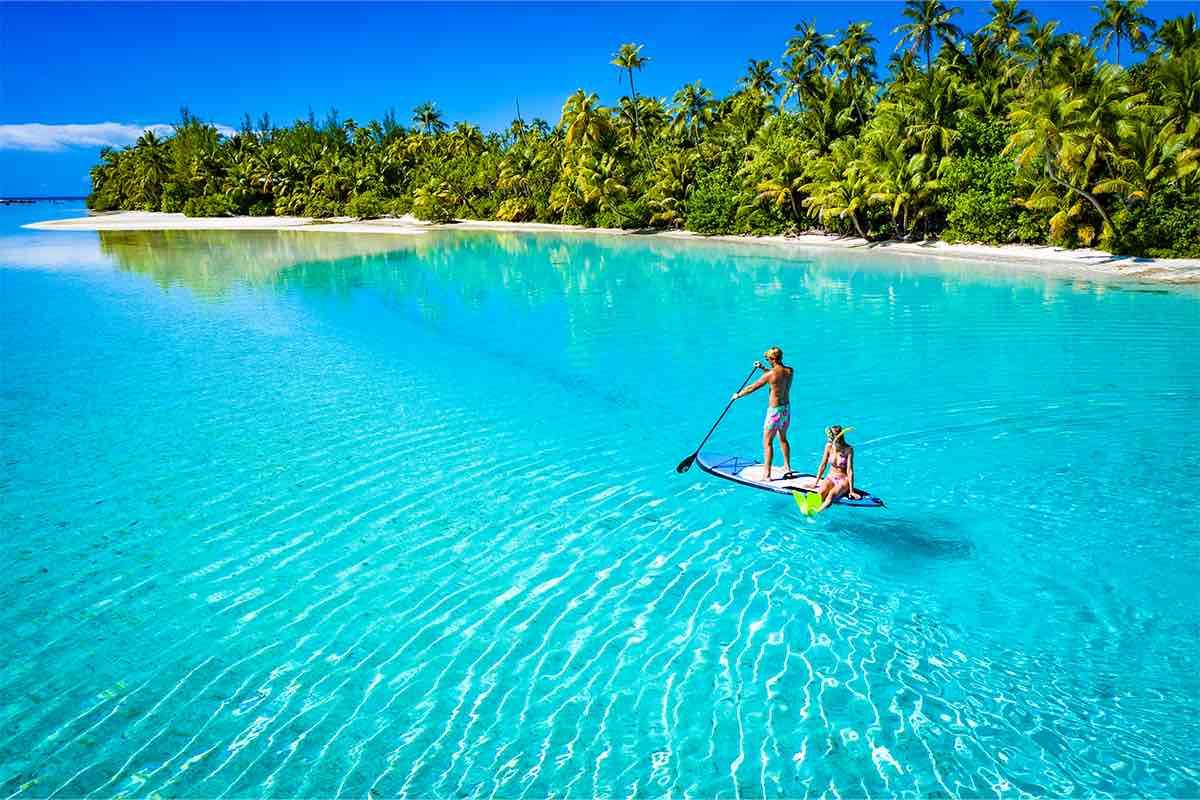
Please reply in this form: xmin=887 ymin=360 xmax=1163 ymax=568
xmin=25 ymin=211 xmax=1200 ymax=284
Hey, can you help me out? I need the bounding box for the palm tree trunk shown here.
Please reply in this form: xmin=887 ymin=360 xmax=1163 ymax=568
xmin=1044 ymin=159 xmax=1115 ymax=234
xmin=925 ymin=42 xmax=935 ymax=97
xmin=602 ymin=190 xmax=640 ymax=225
xmin=628 ymin=68 xmax=641 ymax=142
xmin=850 ymin=210 xmax=866 ymax=238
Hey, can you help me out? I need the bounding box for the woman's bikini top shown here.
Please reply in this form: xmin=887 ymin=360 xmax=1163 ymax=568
xmin=829 ymin=446 xmax=850 ymax=472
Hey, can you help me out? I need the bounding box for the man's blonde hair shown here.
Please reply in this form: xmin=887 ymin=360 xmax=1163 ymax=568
xmin=764 ymin=346 xmax=783 ymax=363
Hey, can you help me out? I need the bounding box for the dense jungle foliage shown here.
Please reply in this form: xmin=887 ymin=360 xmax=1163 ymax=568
xmin=87 ymin=0 xmax=1200 ymax=256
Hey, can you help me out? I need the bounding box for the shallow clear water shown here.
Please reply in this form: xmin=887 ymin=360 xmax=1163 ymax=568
xmin=2 ymin=205 xmax=1198 ymax=798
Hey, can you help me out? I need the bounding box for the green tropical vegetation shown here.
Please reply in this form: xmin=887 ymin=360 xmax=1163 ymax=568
xmin=87 ymin=1 xmax=1200 ymax=257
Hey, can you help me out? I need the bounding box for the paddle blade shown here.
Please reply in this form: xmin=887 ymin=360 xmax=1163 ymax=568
xmin=675 ymin=454 xmax=696 ymax=473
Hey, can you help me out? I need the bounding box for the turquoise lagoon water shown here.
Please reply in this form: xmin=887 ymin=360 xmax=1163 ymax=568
xmin=1 ymin=205 xmax=1198 ymax=798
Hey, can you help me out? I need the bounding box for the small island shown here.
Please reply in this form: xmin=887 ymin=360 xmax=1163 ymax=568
xmin=77 ymin=2 xmax=1200 ymax=262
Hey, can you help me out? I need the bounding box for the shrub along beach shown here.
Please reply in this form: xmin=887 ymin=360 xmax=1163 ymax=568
xmin=83 ymin=0 xmax=1199 ymax=258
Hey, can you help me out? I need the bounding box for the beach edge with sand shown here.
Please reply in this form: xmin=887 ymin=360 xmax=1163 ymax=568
xmin=26 ymin=211 xmax=1200 ymax=284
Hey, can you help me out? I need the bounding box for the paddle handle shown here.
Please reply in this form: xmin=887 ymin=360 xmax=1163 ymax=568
xmin=688 ymin=365 xmax=759 ymax=458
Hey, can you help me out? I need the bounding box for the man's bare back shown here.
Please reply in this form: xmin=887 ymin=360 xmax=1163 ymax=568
xmin=762 ymin=363 xmax=793 ymax=407
xmin=735 ymin=362 xmax=792 ymax=406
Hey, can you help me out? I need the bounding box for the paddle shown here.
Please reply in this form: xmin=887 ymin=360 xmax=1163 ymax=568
xmin=675 ymin=365 xmax=760 ymax=473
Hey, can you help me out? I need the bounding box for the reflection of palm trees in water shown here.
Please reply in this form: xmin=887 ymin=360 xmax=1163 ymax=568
xmin=97 ymin=229 xmax=414 ymax=298
xmin=98 ymin=229 xmax=804 ymax=371
xmin=96 ymin=227 xmax=1071 ymax=417
xmin=96 ymin=230 xmax=1136 ymax=432
xmin=389 ymin=233 xmax=811 ymax=380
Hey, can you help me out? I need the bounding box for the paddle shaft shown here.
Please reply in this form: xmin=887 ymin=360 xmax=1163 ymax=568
xmin=677 ymin=365 xmax=759 ymax=472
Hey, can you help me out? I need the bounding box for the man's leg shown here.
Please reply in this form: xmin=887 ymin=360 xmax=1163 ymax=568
xmin=778 ymin=432 xmax=792 ymax=475
xmin=762 ymin=428 xmax=776 ymax=479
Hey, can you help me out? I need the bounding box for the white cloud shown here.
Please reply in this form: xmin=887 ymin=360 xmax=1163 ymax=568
xmin=0 ymin=122 xmax=239 ymax=152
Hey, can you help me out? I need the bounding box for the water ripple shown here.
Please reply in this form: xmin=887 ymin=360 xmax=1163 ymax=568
xmin=2 ymin=229 xmax=1198 ymax=798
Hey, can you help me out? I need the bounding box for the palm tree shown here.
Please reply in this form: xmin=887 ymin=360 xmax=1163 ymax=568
xmin=223 ymin=136 xmax=260 ymax=197
xmin=861 ymin=126 xmax=936 ymax=239
xmin=1094 ymin=118 xmax=1199 ymax=204
xmin=978 ymin=0 xmax=1034 ymax=51
xmin=1154 ymin=12 xmax=1198 ymax=58
xmin=1053 ymin=34 xmax=1101 ymax=92
xmin=88 ymin=147 xmax=126 ymax=210
xmin=1089 ymin=0 xmax=1155 ymax=67
xmin=574 ymin=151 xmax=633 ymax=221
xmin=708 ymin=91 xmax=773 ymax=151
xmin=887 ymin=50 xmax=922 ymax=85
xmin=884 ymin=68 xmax=964 ymax=158
xmin=802 ymin=138 xmax=872 ymax=237
xmin=561 ymin=90 xmax=612 ymax=150
xmin=671 ymin=81 xmax=716 ymax=145
xmin=450 ymin=122 xmax=486 ymax=155
xmin=785 ymin=21 xmax=831 ymax=76
xmin=749 ymin=150 xmax=808 ymax=225
xmin=506 ymin=117 xmax=528 ymax=144
xmin=828 ymin=22 xmax=879 ymax=85
xmin=1083 ymin=64 xmax=1143 ymax=154
xmin=792 ymin=77 xmax=856 ymax=152
xmin=615 ymin=97 xmax=639 ymax=140
xmin=894 ymin=0 xmax=965 ymax=77
xmin=950 ymin=30 xmax=1012 ymax=86
xmin=647 ymin=150 xmax=699 ymax=227
xmin=635 ymin=97 xmax=670 ymax=138
xmin=1157 ymin=48 xmax=1200 ymax=128
xmin=1018 ymin=20 xmax=1065 ymax=89
xmin=778 ymin=56 xmax=813 ymax=111
xmin=960 ymin=44 xmax=1020 ymax=116
xmin=1006 ymin=85 xmax=1116 ymax=235
xmin=610 ymin=43 xmax=650 ymax=142
xmin=412 ymin=101 xmax=446 ymax=135
xmin=133 ymin=130 xmax=169 ymax=208
xmin=616 ymin=96 xmax=669 ymax=143
xmin=411 ymin=181 xmax=457 ymax=222
xmin=739 ymin=59 xmax=781 ymax=102
xmin=496 ymin=140 xmax=538 ymax=221
xmin=312 ymin=147 xmax=351 ymax=205
xmin=933 ymin=34 xmax=967 ymax=71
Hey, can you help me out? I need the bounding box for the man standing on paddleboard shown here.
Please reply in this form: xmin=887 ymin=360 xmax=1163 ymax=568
xmin=730 ymin=346 xmax=793 ymax=480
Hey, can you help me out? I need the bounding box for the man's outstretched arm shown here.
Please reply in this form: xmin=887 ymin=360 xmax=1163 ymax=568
xmin=732 ymin=373 xmax=771 ymax=401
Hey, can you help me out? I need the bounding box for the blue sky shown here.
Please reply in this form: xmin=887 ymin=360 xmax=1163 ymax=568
xmin=1 ymin=1 xmax=1191 ymax=196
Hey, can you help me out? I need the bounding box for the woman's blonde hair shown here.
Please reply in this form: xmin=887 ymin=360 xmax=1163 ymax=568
xmin=763 ymin=346 xmax=783 ymax=363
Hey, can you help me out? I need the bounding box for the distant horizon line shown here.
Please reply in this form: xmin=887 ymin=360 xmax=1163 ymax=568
xmin=1 ymin=196 xmax=87 ymax=201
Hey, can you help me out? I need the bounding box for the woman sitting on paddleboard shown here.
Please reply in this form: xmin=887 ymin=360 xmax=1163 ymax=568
xmin=813 ymin=425 xmax=862 ymax=512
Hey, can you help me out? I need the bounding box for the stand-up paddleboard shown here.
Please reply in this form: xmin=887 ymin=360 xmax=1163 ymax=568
xmin=695 ymin=452 xmax=886 ymax=508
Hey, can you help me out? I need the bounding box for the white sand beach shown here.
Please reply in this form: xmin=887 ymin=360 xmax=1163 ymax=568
xmin=27 ymin=211 xmax=1200 ymax=284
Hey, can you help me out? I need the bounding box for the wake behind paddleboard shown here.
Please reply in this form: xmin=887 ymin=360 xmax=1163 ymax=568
xmin=695 ymin=452 xmax=886 ymax=508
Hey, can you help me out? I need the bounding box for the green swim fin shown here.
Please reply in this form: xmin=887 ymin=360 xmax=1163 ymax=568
xmin=793 ymin=490 xmax=820 ymax=516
